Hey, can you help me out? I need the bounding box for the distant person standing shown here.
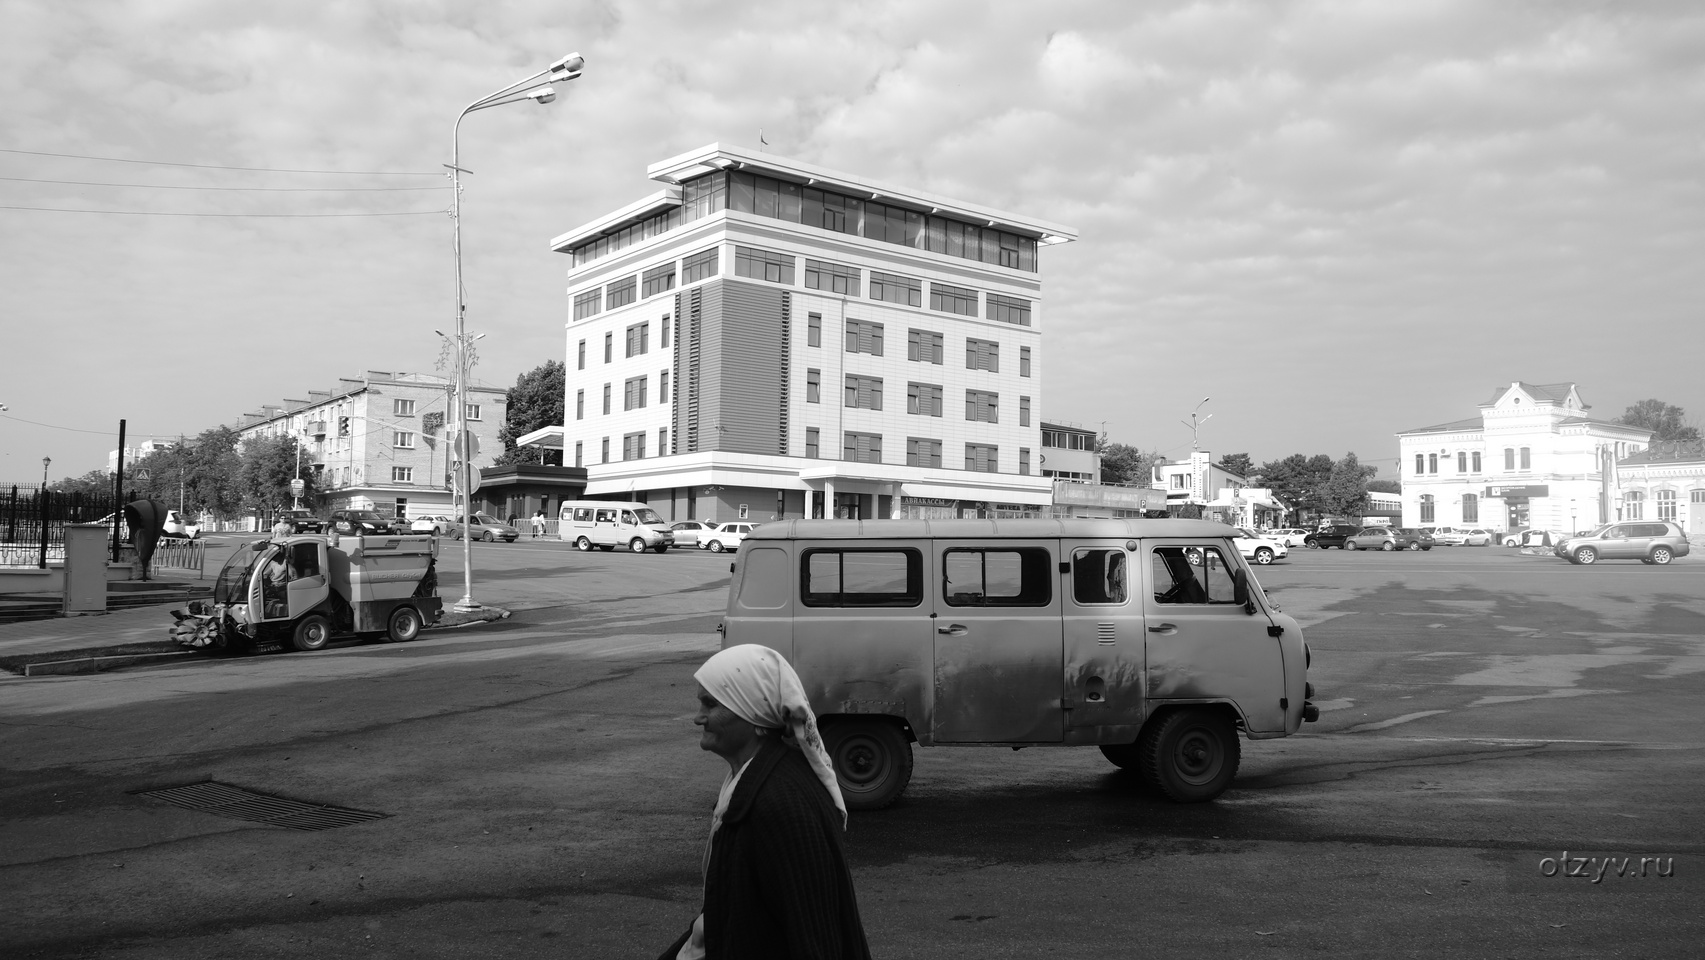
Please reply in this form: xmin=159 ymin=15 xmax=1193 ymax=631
xmin=532 ymin=510 xmax=546 ymax=539
xmin=270 ymin=516 xmax=292 ymax=540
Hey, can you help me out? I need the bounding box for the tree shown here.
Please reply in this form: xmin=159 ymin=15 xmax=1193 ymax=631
xmin=234 ymin=433 xmax=312 ymax=515
xmin=1255 ymin=453 xmax=1336 ymax=516
xmin=495 ymin=360 xmax=566 ymax=466
xmin=1099 ymin=443 xmax=1163 ymax=486
xmin=1216 ymin=453 xmax=1254 ymax=479
xmin=51 ymin=470 xmax=112 ymax=498
xmin=1366 ymin=478 xmax=1402 ymax=494
xmin=1320 ymin=452 xmax=1377 ymax=519
xmin=1615 ymin=399 xmax=1700 ymax=442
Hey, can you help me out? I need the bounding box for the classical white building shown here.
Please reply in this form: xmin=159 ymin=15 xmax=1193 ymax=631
xmin=1616 ymin=440 xmax=1705 ymax=538
xmin=521 ymin=143 xmax=1077 ymax=522
xmin=1396 ymin=381 xmax=1650 ymax=533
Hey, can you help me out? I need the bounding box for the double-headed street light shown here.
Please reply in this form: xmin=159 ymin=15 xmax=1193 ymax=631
xmin=445 ymin=52 xmax=584 ymax=614
xmin=1181 ymin=397 xmax=1213 ymax=452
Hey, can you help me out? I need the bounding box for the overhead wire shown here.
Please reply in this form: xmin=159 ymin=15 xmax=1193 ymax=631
xmin=0 ymin=175 xmax=449 ymax=192
xmin=0 ymin=147 xmax=442 ymax=176
xmin=0 ymin=205 xmax=446 ymax=217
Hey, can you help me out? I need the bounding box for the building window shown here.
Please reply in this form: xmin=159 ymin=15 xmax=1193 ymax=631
xmin=660 ymin=370 xmax=670 ymax=401
xmin=659 ymin=427 xmax=669 ymax=453
xmin=1170 ymin=473 xmax=1188 ymax=490
xmin=844 ymin=375 xmax=883 ymax=410
xmin=601 ymin=437 xmax=610 ymax=463
xmin=577 ymin=339 xmax=586 ymax=370
xmin=1457 ymin=452 xmax=1467 ymax=473
xmin=1656 ymin=489 xmax=1677 ymax=521
xmin=1472 ymin=451 xmax=1481 ymax=473
xmin=392 ymin=466 xmax=413 ymax=483
xmin=987 ymin=294 xmax=1032 ymax=326
xmin=1428 ymin=453 xmax=1437 ymax=474
xmin=624 ymin=376 xmax=648 ymax=411
xmin=734 ymin=245 xmax=795 ymax=284
xmin=806 ymin=369 xmax=820 ymax=403
xmin=573 ymin=289 xmax=601 ymax=320
xmin=1019 ymin=448 xmax=1031 ymax=476
xmin=1462 ymin=493 xmax=1478 ymax=523
xmin=607 ymin=275 xmax=637 ymax=310
xmin=465 ymin=403 xmax=481 ymax=421
xmin=907 ymin=437 xmax=943 ymax=467
xmin=576 ymin=389 xmax=585 ymax=420
xmin=602 ymin=383 xmax=611 ymax=415
xmin=661 ymin=314 xmax=671 ymax=348
xmin=604 ymin=332 xmax=613 ymax=364
xmin=393 ymin=399 xmax=415 ymax=416
xmin=929 ymin=282 xmax=977 ymax=316
xmin=804 ymin=259 xmax=860 ymax=296
xmin=806 ymin=427 xmax=820 ymax=459
xmin=1020 ymin=346 xmax=1031 ymax=378
xmin=682 ymin=247 xmax=719 ymax=284
xmin=1019 ymin=396 xmax=1030 ymax=427
xmin=907 ymin=382 xmax=944 ymax=417
xmin=1504 ymin=448 xmax=1515 ymax=470
xmin=843 ymin=431 xmax=883 ymax=463
xmin=966 ymin=338 xmax=999 ymax=372
xmin=966 ymin=443 xmax=999 ymax=473
xmin=907 ymin=329 xmax=944 ymax=364
xmin=966 ymin=389 xmax=999 ymax=423
xmin=1520 ymin=447 xmax=1531 ymax=470
xmin=642 ymin=263 xmax=676 ymax=299
xmin=625 ymin=322 xmax=650 ymax=358
xmin=864 ymin=201 xmax=925 ymax=247
xmin=1624 ymin=490 xmax=1644 ymax=520
xmin=1415 ymin=453 xmax=1425 ymax=475
xmin=574 ymin=441 xmax=583 ymax=468
xmin=808 ymin=312 xmax=822 ymax=347
xmin=845 ymin=319 xmax=884 ymax=356
xmin=869 ymin=271 xmax=922 ymax=307
xmin=393 ymin=431 xmax=415 ymax=449
xmin=1420 ymin=494 xmax=1435 ymax=523
xmin=623 ymin=431 xmax=646 ymax=461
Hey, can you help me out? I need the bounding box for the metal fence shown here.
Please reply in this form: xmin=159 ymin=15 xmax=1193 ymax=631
xmin=148 ymin=538 xmax=207 ymax=578
xmin=1 ymin=484 xmax=123 ymax=568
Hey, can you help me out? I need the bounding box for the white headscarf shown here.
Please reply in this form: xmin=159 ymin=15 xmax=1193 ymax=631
xmin=694 ymin=644 xmax=847 ymax=826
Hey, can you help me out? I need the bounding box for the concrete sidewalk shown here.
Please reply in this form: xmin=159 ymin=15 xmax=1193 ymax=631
xmin=0 ymin=602 xmax=183 ymax=660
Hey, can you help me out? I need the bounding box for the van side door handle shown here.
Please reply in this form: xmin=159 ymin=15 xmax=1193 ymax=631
xmin=1148 ymin=623 xmax=1178 ymax=635
xmin=937 ymin=623 xmax=968 ymax=637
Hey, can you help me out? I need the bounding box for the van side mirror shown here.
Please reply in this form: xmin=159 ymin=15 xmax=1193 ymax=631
xmin=1233 ymin=569 xmax=1254 ymax=614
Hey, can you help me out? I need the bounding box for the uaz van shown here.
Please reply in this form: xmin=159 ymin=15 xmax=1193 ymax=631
xmin=719 ymin=518 xmax=1319 ymax=810
xmin=557 ymin=500 xmax=675 ymax=553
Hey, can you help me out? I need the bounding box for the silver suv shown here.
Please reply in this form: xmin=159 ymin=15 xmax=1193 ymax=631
xmin=1555 ymin=521 xmax=1690 ymax=565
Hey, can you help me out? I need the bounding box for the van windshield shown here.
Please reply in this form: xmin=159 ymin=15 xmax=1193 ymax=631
xmin=634 ymin=508 xmax=663 ymax=525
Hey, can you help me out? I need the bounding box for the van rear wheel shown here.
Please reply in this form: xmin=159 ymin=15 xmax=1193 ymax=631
xmin=576 ymin=536 xmax=592 ymax=552
xmin=824 ymin=719 xmax=913 ymax=811
xmin=1139 ymin=708 xmax=1240 ymax=802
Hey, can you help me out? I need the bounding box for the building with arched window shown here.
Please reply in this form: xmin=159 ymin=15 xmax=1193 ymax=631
xmin=1616 ymin=441 xmax=1705 ymax=538
xmin=1396 ymin=382 xmax=1651 ymax=534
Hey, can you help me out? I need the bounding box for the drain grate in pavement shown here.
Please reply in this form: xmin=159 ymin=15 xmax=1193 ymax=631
xmin=134 ymin=780 xmax=388 ymax=831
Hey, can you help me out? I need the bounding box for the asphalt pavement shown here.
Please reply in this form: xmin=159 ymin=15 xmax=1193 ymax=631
xmin=1 ymin=541 xmax=1700 ymax=958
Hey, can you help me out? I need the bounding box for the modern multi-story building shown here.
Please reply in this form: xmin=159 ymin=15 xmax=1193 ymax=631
xmin=520 ymin=144 xmax=1077 ymax=522
xmin=235 ymin=370 xmax=508 ymax=520
xmin=1395 ymin=381 xmax=1650 ymax=533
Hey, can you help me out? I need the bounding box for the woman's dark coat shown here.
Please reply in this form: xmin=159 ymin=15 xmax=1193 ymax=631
xmin=660 ymin=738 xmax=871 ymax=960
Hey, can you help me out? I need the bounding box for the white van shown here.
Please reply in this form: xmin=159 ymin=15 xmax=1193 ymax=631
xmin=556 ymin=501 xmax=676 ymax=553
xmin=719 ymin=518 xmax=1319 ymax=810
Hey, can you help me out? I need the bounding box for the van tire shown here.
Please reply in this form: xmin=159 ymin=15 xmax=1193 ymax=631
xmin=653 ymin=543 xmax=669 ymax=554
xmin=576 ymin=537 xmax=592 ymax=551
xmin=629 ymin=538 xmax=647 ymax=554
xmin=291 ymin=614 xmax=333 ymax=652
xmin=1139 ymin=708 xmax=1240 ymax=803
xmin=824 ymin=719 xmax=913 ymax=811
xmin=386 ymin=605 xmax=423 ymax=643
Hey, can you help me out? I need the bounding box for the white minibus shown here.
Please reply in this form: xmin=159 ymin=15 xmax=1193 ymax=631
xmin=557 ymin=501 xmax=675 ymax=553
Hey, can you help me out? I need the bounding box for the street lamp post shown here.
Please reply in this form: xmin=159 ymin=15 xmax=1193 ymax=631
xmin=1181 ymin=397 xmax=1212 ymax=452
xmin=42 ymin=456 xmax=50 ymax=487
xmin=446 ymin=52 xmax=584 ymax=613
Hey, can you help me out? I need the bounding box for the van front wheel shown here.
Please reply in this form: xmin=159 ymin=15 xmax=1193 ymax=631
xmin=824 ymin=719 xmax=913 ymax=811
xmin=629 ymin=538 xmax=648 ymax=554
xmin=1139 ymin=709 xmax=1240 ymax=802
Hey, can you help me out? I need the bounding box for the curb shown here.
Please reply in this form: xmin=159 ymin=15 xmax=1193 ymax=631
xmin=23 ymin=651 xmax=201 ymax=677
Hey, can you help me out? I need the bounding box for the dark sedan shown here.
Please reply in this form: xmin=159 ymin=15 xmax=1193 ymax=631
xmin=1303 ymin=524 xmax=1362 ymax=549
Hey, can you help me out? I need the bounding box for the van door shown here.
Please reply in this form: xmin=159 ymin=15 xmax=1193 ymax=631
xmin=1062 ymin=541 xmax=1144 ymax=734
xmin=1143 ymin=539 xmax=1286 ymax=733
xmin=791 ymin=545 xmax=931 ymax=733
xmin=933 ymin=540 xmax=1063 ymax=743
xmin=593 ymin=508 xmax=618 ymax=545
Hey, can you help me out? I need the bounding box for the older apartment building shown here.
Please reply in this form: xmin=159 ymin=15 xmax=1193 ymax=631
xmin=521 ymin=144 xmax=1077 ymax=522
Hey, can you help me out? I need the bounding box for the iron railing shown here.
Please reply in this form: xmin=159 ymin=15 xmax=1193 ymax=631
xmin=1 ymin=485 xmax=123 ymax=568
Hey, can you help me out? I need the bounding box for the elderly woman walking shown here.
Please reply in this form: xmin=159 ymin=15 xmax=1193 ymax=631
xmin=659 ymin=644 xmax=872 ymax=960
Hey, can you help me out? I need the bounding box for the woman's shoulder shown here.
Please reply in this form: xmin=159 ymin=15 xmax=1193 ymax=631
xmin=737 ymin=743 xmax=834 ymax=822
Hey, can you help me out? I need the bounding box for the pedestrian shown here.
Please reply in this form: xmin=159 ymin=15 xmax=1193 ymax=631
xmin=270 ymin=516 xmax=292 ymax=540
xmin=532 ymin=509 xmax=545 ymax=539
xmin=658 ymin=644 xmax=871 ymax=960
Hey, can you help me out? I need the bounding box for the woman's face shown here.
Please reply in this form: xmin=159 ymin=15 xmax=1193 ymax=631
xmin=694 ymin=683 xmax=758 ymax=761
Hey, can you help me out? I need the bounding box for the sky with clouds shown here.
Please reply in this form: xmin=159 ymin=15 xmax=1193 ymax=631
xmin=3 ymin=0 xmax=1702 ymax=483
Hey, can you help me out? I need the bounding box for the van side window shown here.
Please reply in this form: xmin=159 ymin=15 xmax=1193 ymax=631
xmin=574 ymin=508 xmax=594 ymax=522
xmin=1152 ymin=546 xmax=1238 ymax=605
xmin=943 ymin=548 xmax=1052 ymax=606
xmin=1072 ymin=548 xmax=1126 ymax=604
xmin=621 ymin=511 xmax=637 ymax=525
xmin=595 ymin=509 xmax=616 ymax=524
xmin=802 ymin=549 xmax=921 ymax=607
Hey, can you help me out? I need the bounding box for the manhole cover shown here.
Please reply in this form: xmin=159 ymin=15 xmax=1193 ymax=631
xmin=134 ymin=780 xmax=387 ymax=831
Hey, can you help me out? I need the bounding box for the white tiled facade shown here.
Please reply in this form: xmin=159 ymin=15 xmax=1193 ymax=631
xmin=529 ymin=144 xmax=1077 ymax=523
xmin=1396 ymin=382 xmax=1650 ymax=534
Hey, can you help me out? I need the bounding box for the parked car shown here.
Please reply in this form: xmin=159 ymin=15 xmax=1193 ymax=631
xmin=328 ymin=509 xmax=399 ymax=536
xmin=274 ymin=509 xmax=326 ymax=535
xmin=453 ymin=513 xmax=520 ymax=542
xmin=1263 ymin=528 xmax=1310 ymax=548
xmin=1502 ymin=528 xmax=1560 ymax=548
xmin=410 ymin=514 xmax=456 ymax=535
xmin=1554 ymin=521 xmax=1690 ymax=565
xmin=668 ymin=520 xmax=713 ymax=548
xmin=700 ymin=521 xmax=757 ymax=553
xmin=1303 ymin=524 xmax=1362 ymax=550
xmin=162 ymin=510 xmax=201 ymax=539
xmin=1231 ymin=528 xmax=1287 ymax=564
xmin=1460 ymin=527 xmax=1494 ymax=546
xmin=1396 ymin=528 xmax=1437 ymax=549
xmin=1345 ymin=526 xmax=1430 ymax=551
